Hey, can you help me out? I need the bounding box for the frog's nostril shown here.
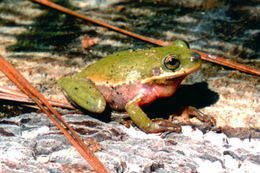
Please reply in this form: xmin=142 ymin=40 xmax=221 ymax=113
xmin=191 ymin=52 xmax=201 ymax=62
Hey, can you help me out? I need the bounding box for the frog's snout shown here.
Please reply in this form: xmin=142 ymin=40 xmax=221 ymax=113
xmin=190 ymin=52 xmax=201 ymax=62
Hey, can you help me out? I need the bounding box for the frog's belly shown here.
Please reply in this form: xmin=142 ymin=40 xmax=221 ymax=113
xmin=95 ymin=78 xmax=183 ymax=110
xmin=96 ymin=82 xmax=142 ymax=110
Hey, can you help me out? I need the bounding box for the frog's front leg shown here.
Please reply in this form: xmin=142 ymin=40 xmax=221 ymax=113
xmin=125 ymin=95 xmax=181 ymax=133
xmin=58 ymin=77 xmax=106 ymax=113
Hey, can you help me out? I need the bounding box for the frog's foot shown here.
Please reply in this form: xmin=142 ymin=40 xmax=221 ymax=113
xmin=171 ymin=106 xmax=216 ymax=127
xmin=146 ymin=119 xmax=181 ymax=133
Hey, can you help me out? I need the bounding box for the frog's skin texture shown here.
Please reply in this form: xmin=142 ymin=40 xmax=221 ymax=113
xmin=59 ymin=40 xmax=214 ymax=133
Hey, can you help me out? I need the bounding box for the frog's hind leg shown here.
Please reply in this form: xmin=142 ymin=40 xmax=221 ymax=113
xmin=58 ymin=77 xmax=106 ymax=113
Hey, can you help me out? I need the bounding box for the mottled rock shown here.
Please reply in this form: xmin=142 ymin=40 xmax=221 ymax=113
xmin=0 ymin=113 xmax=260 ymax=172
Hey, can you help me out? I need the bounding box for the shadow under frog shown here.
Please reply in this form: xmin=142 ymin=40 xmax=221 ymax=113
xmin=143 ymin=82 xmax=219 ymax=119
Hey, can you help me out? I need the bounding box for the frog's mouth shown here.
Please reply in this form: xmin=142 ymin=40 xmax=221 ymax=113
xmin=142 ymin=62 xmax=201 ymax=84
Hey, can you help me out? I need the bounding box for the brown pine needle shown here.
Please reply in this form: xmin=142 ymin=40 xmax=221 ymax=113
xmin=0 ymin=55 xmax=109 ymax=173
xmin=0 ymin=87 xmax=74 ymax=109
xmin=31 ymin=0 xmax=260 ymax=76
xmin=192 ymin=50 xmax=260 ymax=76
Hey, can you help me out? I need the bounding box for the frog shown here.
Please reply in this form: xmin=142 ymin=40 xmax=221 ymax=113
xmin=58 ymin=40 xmax=215 ymax=133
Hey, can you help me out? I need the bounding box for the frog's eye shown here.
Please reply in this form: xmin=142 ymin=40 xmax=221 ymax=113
xmin=163 ymin=54 xmax=180 ymax=71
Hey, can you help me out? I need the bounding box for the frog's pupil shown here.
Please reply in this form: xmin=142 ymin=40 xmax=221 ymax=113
xmin=168 ymin=56 xmax=178 ymax=65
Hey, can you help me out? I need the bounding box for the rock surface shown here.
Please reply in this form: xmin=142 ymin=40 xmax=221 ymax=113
xmin=1 ymin=113 xmax=260 ymax=173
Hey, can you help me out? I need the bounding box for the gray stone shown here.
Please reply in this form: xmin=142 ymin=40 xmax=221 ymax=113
xmin=0 ymin=113 xmax=260 ymax=172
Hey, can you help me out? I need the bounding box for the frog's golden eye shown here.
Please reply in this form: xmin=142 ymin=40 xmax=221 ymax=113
xmin=163 ymin=54 xmax=180 ymax=71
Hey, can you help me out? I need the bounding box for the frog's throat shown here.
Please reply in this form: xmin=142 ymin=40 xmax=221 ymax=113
xmin=141 ymin=63 xmax=201 ymax=84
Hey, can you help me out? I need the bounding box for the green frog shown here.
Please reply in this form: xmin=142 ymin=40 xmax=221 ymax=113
xmin=58 ymin=40 xmax=215 ymax=133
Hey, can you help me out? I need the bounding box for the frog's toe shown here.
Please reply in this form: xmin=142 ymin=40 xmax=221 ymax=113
xmin=172 ymin=106 xmax=216 ymax=127
xmin=203 ymin=114 xmax=216 ymax=126
xmin=144 ymin=119 xmax=182 ymax=133
xmin=189 ymin=107 xmax=216 ymax=126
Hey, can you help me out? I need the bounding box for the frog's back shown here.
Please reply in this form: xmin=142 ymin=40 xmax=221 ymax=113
xmin=76 ymin=48 xmax=165 ymax=84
